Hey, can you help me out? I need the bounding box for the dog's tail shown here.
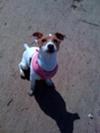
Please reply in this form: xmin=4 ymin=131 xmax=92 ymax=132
xmin=24 ymin=43 xmax=29 ymax=50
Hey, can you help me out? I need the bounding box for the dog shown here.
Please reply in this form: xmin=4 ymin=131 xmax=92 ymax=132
xmin=18 ymin=32 xmax=65 ymax=96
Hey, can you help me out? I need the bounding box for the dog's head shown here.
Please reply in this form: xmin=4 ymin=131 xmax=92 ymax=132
xmin=32 ymin=32 xmax=65 ymax=54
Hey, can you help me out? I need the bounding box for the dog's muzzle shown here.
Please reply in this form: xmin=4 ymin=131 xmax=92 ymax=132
xmin=47 ymin=44 xmax=55 ymax=53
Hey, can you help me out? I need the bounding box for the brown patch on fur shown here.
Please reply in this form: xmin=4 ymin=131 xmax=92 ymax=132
xmin=37 ymin=35 xmax=62 ymax=50
xmin=54 ymin=33 xmax=65 ymax=40
xmin=32 ymin=32 xmax=65 ymax=50
xmin=32 ymin=32 xmax=43 ymax=39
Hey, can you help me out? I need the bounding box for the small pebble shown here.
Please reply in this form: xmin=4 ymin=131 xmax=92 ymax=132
xmin=4 ymin=22 xmax=7 ymax=26
xmin=88 ymin=113 xmax=94 ymax=119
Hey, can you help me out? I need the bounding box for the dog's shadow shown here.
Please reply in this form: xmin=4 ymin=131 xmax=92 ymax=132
xmin=34 ymin=80 xmax=80 ymax=133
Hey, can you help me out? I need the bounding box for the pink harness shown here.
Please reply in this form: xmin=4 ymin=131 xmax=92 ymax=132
xmin=32 ymin=49 xmax=58 ymax=79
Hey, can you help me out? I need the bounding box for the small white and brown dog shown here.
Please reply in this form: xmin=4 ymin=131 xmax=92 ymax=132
xmin=18 ymin=32 xmax=65 ymax=96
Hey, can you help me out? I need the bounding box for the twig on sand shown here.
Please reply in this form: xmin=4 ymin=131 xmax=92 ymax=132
xmin=80 ymin=19 xmax=100 ymax=27
xmin=7 ymin=98 xmax=13 ymax=106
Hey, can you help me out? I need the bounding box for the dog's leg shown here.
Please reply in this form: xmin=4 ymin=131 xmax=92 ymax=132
xmin=28 ymin=70 xmax=40 ymax=96
xmin=28 ymin=79 xmax=36 ymax=96
xmin=18 ymin=49 xmax=29 ymax=78
xmin=18 ymin=62 xmax=28 ymax=78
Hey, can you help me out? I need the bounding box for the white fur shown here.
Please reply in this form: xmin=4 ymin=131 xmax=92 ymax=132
xmin=18 ymin=42 xmax=57 ymax=95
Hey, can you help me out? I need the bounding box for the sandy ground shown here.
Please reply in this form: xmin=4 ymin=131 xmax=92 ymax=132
xmin=0 ymin=0 xmax=100 ymax=133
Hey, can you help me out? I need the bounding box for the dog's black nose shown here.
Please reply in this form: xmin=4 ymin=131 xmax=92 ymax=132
xmin=48 ymin=44 xmax=54 ymax=50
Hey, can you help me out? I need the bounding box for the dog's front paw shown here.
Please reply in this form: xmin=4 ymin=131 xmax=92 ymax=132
xmin=18 ymin=64 xmax=25 ymax=78
xmin=28 ymin=89 xmax=34 ymax=96
xmin=19 ymin=69 xmax=25 ymax=78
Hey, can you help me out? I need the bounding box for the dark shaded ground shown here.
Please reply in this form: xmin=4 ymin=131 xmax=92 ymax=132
xmin=34 ymin=80 xmax=80 ymax=133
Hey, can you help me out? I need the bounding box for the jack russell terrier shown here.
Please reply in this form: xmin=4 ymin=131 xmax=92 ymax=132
xmin=18 ymin=32 xmax=65 ymax=96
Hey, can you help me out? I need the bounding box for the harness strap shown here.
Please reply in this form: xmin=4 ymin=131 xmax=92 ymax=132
xmin=32 ymin=50 xmax=58 ymax=79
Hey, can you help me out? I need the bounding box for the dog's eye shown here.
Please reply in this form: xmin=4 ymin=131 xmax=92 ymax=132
xmin=41 ymin=39 xmax=47 ymax=43
xmin=53 ymin=39 xmax=58 ymax=44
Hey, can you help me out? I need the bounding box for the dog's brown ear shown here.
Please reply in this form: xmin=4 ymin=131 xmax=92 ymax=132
xmin=32 ymin=32 xmax=43 ymax=39
xmin=55 ymin=33 xmax=65 ymax=40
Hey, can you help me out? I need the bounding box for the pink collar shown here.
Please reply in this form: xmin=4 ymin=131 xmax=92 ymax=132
xmin=32 ymin=49 xmax=58 ymax=79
